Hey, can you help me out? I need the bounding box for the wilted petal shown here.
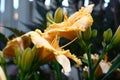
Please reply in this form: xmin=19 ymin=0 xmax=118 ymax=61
xmin=99 ymin=60 xmax=111 ymax=74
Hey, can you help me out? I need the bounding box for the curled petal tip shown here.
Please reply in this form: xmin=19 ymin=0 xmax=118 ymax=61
xmin=84 ymin=4 xmax=94 ymax=13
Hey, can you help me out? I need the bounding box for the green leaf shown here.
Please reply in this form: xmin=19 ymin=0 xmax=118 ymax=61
xmin=102 ymin=55 xmax=120 ymax=80
xmin=4 ymin=26 xmax=25 ymax=36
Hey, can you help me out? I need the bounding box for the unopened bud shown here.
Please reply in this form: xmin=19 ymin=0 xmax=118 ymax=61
xmin=82 ymin=27 xmax=91 ymax=41
xmin=107 ymin=26 xmax=120 ymax=50
xmin=103 ymin=28 xmax=113 ymax=43
xmin=91 ymin=29 xmax=97 ymax=38
xmin=54 ymin=7 xmax=63 ymax=23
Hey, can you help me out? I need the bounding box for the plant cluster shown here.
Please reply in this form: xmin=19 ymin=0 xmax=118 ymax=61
xmin=0 ymin=4 xmax=120 ymax=80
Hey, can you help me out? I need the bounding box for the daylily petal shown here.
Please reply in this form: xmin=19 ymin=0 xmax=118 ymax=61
xmin=56 ymin=55 xmax=71 ymax=73
xmin=3 ymin=35 xmax=31 ymax=58
xmin=68 ymin=4 xmax=94 ymax=24
xmin=84 ymin=4 xmax=94 ymax=13
xmin=64 ymin=51 xmax=82 ymax=67
xmin=0 ymin=66 xmax=6 ymax=80
xmin=99 ymin=60 xmax=111 ymax=74
xmin=29 ymin=31 xmax=55 ymax=50
xmin=70 ymin=16 xmax=93 ymax=31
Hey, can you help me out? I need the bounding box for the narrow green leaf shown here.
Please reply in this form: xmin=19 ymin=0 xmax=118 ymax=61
xmin=4 ymin=26 xmax=25 ymax=36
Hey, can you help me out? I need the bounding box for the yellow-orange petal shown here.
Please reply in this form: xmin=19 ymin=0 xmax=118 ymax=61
xmin=28 ymin=31 xmax=55 ymax=50
xmin=68 ymin=4 xmax=94 ymax=24
xmin=3 ymin=35 xmax=31 ymax=58
xmin=56 ymin=55 xmax=71 ymax=73
xmin=0 ymin=66 xmax=6 ymax=80
xmin=70 ymin=16 xmax=92 ymax=31
xmin=64 ymin=50 xmax=82 ymax=67
xmin=83 ymin=4 xmax=94 ymax=13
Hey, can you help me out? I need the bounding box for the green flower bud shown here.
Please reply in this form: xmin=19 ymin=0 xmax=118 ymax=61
xmin=46 ymin=12 xmax=54 ymax=24
xmin=107 ymin=26 xmax=120 ymax=50
xmin=91 ymin=29 xmax=97 ymax=38
xmin=23 ymin=48 xmax=33 ymax=72
xmin=82 ymin=27 xmax=91 ymax=41
xmin=103 ymin=28 xmax=113 ymax=43
xmin=54 ymin=7 xmax=63 ymax=23
xmin=15 ymin=46 xmax=40 ymax=73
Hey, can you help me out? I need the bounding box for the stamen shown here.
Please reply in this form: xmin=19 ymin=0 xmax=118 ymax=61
xmin=61 ymin=37 xmax=78 ymax=48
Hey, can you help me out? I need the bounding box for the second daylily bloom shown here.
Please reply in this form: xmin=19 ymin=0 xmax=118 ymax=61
xmin=44 ymin=4 xmax=94 ymax=40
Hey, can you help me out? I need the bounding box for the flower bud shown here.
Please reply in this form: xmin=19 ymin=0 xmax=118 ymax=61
xmin=46 ymin=12 xmax=54 ymax=24
xmin=82 ymin=27 xmax=91 ymax=41
xmin=107 ymin=26 xmax=120 ymax=50
xmin=91 ymin=29 xmax=97 ymax=38
xmin=21 ymin=48 xmax=33 ymax=72
xmin=54 ymin=7 xmax=63 ymax=23
xmin=103 ymin=28 xmax=113 ymax=43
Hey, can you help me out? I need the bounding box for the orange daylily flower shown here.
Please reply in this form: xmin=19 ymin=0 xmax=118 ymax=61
xmin=44 ymin=4 xmax=94 ymax=40
xmin=28 ymin=30 xmax=82 ymax=72
xmin=3 ymin=29 xmax=82 ymax=72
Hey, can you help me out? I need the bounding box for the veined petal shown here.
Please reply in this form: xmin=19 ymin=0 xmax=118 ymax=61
xmin=56 ymin=55 xmax=71 ymax=73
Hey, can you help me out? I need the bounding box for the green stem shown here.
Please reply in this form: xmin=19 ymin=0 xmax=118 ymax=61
xmin=53 ymin=61 xmax=62 ymax=80
xmin=86 ymin=48 xmax=94 ymax=80
xmin=34 ymin=72 xmax=39 ymax=80
xmin=19 ymin=71 xmax=32 ymax=80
